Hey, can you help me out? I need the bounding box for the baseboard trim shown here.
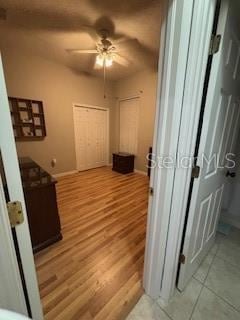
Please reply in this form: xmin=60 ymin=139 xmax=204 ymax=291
xmin=134 ymin=169 xmax=148 ymax=176
xmin=53 ymin=170 xmax=78 ymax=178
xmin=220 ymin=211 xmax=240 ymax=230
xmin=53 ymin=168 xmax=147 ymax=177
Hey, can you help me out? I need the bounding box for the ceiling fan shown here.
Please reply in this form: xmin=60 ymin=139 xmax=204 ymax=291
xmin=67 ymin=29 xmax=130 ymax=69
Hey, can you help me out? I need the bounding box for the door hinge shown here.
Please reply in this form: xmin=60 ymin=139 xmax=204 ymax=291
xmin=191 ymin=165 xmax=200 ymax=179
xmin=179 ymin=253 xmax=186 ymax=264
xmin=7 ymin=201 xmax=24 ymax=227
xmin=149 ymin=187 xmax=154 ymax=196
xmin=209 ymin=34 xmax=221 ymax=55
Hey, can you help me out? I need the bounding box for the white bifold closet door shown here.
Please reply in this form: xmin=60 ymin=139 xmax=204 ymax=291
xmin=119 ymin=98 xmax=139 ymax=155
xmin=74 ymin=106 xmax=108 ymax=171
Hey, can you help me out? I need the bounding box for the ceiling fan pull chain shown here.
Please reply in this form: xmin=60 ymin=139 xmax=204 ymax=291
xmin=103 ymin=60 xmax=106 ymax=99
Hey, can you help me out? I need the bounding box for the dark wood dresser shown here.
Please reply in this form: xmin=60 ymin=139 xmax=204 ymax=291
xmin=112 ymin=152 xmax=135 ymax=174
xmin=19 ymin=157 xmax=62 ymax=253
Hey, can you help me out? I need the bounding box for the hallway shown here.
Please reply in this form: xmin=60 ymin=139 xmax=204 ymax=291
xmin=127 ymin=228 xmax=240 ymax=319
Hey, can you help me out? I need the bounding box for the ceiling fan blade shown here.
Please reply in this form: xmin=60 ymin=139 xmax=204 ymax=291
xmin=115 ymin=38 xmax=140 ymax=52
xmin=114 ymin=54 xmax=130 ymax=67
xmin=67 ymin=49 xmax=98 ymax=54
xmin=80 ymin=25 xmax=99 ymax=42
xmin=113 ymin=36 xmax=130 ymax=45
xmin=115 ymin=38 xmax=157 ymax=68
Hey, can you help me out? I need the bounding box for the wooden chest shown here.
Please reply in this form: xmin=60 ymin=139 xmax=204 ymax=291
xmin=112 ymin=152 xmax=135 ymax=174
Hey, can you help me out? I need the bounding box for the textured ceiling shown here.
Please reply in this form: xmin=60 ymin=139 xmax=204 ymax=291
xmin=0 ymin=0 xmax=162 ymax=80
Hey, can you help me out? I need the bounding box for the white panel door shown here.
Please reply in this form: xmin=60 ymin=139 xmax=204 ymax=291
xmin=119 ymin=98 xmax=139 ymax=155
xmin=178 ymin=1 xmax=240 ymax=290
xmin=0 ymin=54 xmax=43 ymax=318
xmin=74 ymin=106 xmax=108 ymax=171
xmin=0 ymin=175 xmax=27 ymax=315
xmin=85 ymin=109 xmax=95 ymax=169
xmin=91 ymin=109 xmax=108 ymax=167
xmin=74 ymin=107 xmax=89 ymax=170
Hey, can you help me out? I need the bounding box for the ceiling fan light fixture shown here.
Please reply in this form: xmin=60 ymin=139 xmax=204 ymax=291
xmin=105 ymin=55 xmax=113 ymax=67
xmin=96 ymin=53 xmax=113 ymax=67
xmin=96 ymin=54 xmax=104 ymax=67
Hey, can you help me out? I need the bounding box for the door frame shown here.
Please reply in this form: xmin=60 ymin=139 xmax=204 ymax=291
xmin=72 ymin=103 xmax=110 ymax=170
xmin=143 ymin=0 xmax=218 ymax=301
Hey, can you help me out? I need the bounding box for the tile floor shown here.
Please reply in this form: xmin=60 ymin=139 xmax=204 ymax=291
xmin=126 ymin=228 xmax=240 ymax=320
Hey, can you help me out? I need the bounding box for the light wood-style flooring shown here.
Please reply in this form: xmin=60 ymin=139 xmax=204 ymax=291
xmin=34 ymin=167 xmax=149 ymax=320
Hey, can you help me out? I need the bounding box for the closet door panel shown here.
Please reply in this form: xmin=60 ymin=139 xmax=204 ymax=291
xmin=86 ymin=109 xmax=96 ymax=169
xmin=119 ymin=98 xmax=139 ymax=155
xmin=74 ymin=108 xmax=88 ymax=170
xmin=95 ymin=110 xmax=107 ymax=166
xmin=74 ymin=107 xmax=108 ymax=171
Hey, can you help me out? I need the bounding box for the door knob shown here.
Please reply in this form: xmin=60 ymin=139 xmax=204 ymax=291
xmin=226 ymin=171 xmax=236 ymax=178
